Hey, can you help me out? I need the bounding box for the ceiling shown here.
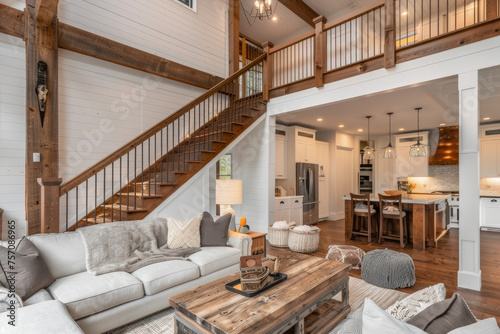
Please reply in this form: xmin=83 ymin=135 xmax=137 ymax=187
xmin=275 ymin=65 xmax=500 ymax=136
xmin=239 ymin=0 xmax=375 ymax=45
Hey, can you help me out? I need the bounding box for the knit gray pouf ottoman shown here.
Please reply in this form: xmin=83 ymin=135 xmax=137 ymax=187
xmin=361 ymin=249 xmax=416 ymax=289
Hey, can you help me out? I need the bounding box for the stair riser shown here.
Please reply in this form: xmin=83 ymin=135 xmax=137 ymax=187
xmin=162 ymin=151 xmax=203 ymax=163
xmin=127 ymin=183 xmax=161 ymax=195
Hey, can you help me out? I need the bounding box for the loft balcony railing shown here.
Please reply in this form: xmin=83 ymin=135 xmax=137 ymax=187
xmin=264 ymin=0 xmax=500 ymax=99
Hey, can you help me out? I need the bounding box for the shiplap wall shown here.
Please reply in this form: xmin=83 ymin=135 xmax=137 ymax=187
xmin=0 ymin=35 xmax=27 ymax=238
xmin=58 ymin=0 xmax=228 ymax=78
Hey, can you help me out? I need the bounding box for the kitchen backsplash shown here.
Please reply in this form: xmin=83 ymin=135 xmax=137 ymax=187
xmin=408 ymin=165 xmax=459 ymax=193
xmin=480 ymin=177 xmax=500 ymax=196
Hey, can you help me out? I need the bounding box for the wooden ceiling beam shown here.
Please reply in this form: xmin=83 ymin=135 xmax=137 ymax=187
xmin=0 ymin=4 xmax=25 ymax=39
xmin=58 ymin=23 xmax=223 ymax=89
xmin=277 ymin=0 xmax=320 ymax=28
xmin=35 ymin=0 xmax=59 ymax=25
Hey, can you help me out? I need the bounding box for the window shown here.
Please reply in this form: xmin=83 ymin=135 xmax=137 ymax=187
xmin=216 ymin=154 xmax=232 ymax=214
xmin=174 ymin=0 xmax=196 ymax=11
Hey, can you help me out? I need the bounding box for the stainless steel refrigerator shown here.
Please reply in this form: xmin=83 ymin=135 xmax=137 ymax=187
xmin=296 ymin=163 xmax=319 ymax=225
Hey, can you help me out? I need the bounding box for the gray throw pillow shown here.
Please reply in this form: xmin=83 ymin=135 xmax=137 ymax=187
xmin=407 ymin=293 xmax=477 ymax=334
xmin=0 ymin=237 xmax=55 ymax=300
xmin=200 ymin=212 xmax=232 ymax=247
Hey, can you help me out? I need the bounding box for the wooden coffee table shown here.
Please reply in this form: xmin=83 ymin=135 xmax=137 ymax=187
xmin=169 ymin=255 xmax=351 ymax=334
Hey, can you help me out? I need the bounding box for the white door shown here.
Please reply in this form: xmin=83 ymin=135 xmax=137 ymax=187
xmin=305 ymin=141 xmax=316 ymax=163
xmin=296 ymin=140 xmax=307 ymax=162
xmin=480 ymin=140 xmax=500 ymax=177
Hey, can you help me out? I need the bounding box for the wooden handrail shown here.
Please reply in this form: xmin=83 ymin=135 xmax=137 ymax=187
xmin=59 ymin=53 xmax=267 ymax=195
xmin=324 ymin=0 xmax=385 ymax=30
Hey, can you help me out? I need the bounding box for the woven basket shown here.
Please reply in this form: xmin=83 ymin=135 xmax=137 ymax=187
xmin=268 ymin=226 xmax=290 ymax=248
xmin=288 ymin=227 xmax=321 ymax=253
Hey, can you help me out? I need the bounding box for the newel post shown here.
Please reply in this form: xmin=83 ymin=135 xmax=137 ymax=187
xmin=37 ymin=177 xmax=62 ymax=233
xmin=486 ymin=0 xmax=498 ymax=20
xmin=262 ymin=41 xmax=274 ymax=101
xmin=384 ymin=0 xmax=396 ymax=68
xmin=313 ymin=16 xmax=327 ymax=87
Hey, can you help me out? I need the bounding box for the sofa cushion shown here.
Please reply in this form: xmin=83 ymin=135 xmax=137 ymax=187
xmin=386 ymin=283 xmax=446 ymax=321
xmin=0 ymin=300 xmax=84 ymax=334
xmin=200 ymin=212 xmax=232 ymax=247
xmin=24 ymin=288 xmax=53 ymax=306
xmin=132 ymin=260 xmax=200 ymax=295
xmin=362 ymin=298 xmax=426 ymax=334
xmin=167 ymin=215 xmax=202 ymax=249
xmin=48 ymin=271 xmax=144 ymax=320
xmin=407 ymin=293 xmax=477 ymax=334
xmin=28 ymin=232 xmax=86 ymax=279
xmin=0 ymin=237 xmax=55 ymax=300
xmin=188 ymin=247 xmax=241 ymax=276
xmin=448 ymin=318 xmax=500 ymax=333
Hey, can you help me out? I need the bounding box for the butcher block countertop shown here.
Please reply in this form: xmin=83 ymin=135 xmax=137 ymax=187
xmin=342 ymin=193 xmax=450 ymax=205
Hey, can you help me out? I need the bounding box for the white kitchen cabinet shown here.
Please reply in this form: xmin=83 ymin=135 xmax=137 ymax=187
xmin=274 ymin=196 xmax=303 ymax=225
xmin=294 ymin=127 xmax=316 ymax=163
xmin=275 ymin=135 xmax=287 ymax=179
xmin=316 ymin=141 xmax=330 ymax=219
xmin=480 ymin=140 xmax=500 ymax=177
xmin=290 ymin=197 xmax=303 ymax=225
xmin=395 ymin=132 xmax=429 ymax=178
xmin=480 ymin=197 xmax=500 ymax=229
xmin=318 ymin=177 xmax=328 ymax=218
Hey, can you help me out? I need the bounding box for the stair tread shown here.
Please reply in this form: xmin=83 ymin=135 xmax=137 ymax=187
xmin=103 ymin=204 xmax=147 ymax=212
xmin=119 ymin=192 xmax=162 ymax=198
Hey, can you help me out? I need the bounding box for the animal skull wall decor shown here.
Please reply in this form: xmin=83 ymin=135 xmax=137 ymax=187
xmin=36 ymin=61 xmax=48 ymax=127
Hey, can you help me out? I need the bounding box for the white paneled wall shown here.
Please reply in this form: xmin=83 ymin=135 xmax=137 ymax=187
xmin=0 ymin=35 xmax=27 ymax=238
xmin=232 ymin=120 xmax=271 ymax=233
xmin=58 ymin=49 xmax=206 ymax=181
xmin=58 ymin=0 xmax=228 ymax=77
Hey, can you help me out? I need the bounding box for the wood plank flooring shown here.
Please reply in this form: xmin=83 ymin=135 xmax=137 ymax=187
xmin=267 ymin=220 xmax=500 ymax=324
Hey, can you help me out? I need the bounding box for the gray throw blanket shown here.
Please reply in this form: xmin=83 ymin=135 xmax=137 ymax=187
xmin=77 ymin=218 xmax=200 ymax=275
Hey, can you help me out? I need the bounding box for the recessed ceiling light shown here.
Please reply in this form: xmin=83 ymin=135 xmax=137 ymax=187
xmin=317 ymin=118 xmax=323 ymax=122
xmin=272 ymin=16 xmax=277 ymax=21
xmin=401 ymin=11 xmax=408 ymax=16
xmin=484 ymin=117 xmax=491 ymax=121
xmin=339 ymin=124 xmax=345 ymax=128
xmin=358 ymin=129 xmax=363 ymax=132
xmin=398 ymin=128 xmax=405 ymax=131
xmin=440 ymin=123 xmax=446 ymax=126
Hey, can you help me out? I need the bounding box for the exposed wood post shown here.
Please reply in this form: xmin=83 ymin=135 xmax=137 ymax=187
xmin=228 ymin=0 xmax=240 ymax=75
xmin=262 ymin=41 xmax=274 ymax=101
xmin=486 ymin=0 xmax=498 ymax=20
xmin=313 ymin=16 xmax=327 ymax=88
xmin=242 ymin=36 xmax=247 ymax=98
xmin=384 ymin=0 xmax=396 ymax=68
xmin=37 ymin=177 xmax=62 ymax=233
xmin=26 ymin=0 xmax=60 ymax=235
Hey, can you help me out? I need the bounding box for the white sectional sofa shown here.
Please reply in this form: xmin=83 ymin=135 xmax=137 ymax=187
xmin=1 ymin=229 xmax=252 ymax=334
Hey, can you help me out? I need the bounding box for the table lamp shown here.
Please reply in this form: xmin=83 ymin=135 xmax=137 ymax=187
xmin=216 ymin=179 xmax=242 ymax=230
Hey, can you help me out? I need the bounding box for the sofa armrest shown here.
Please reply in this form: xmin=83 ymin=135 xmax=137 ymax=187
xmin=228 ymin=231 xmax=253 ymax=256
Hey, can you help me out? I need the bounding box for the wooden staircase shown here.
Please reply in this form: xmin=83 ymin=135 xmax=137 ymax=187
xmin=58 ymin=54 xmax=267 ymax=231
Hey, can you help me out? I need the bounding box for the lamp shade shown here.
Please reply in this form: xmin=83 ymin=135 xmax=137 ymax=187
xmin=216 ymin=179 xmax=242 ymax=205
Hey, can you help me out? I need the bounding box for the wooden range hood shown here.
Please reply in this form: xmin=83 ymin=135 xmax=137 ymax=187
xmin=429 ymin=126 xmax=459 ymax=165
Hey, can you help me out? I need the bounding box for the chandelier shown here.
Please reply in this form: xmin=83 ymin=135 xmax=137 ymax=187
xmin=383 ymin=112 xmax=397 ymax=159
xmin=409 ymin=107 xmax=426 ymax=158
xmin=241 ymin=0 xmax=278 ymax=26
xmin=363 ymin=116 xmax=375 ymax=160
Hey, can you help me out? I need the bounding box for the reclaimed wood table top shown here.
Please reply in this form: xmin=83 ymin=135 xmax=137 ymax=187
xmin=169 ymin=254 xmax=350 ymax=334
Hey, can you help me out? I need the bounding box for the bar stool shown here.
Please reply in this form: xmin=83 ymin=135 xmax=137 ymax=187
xmin=378 ymin=193 xmax=409 ymax=248
xmin=350 ymin=193 xmax=378 ymax=243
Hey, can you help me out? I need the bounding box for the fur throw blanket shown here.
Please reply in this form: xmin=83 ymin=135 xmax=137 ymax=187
xmin=77 ymin=218 xmax=200 ymax=275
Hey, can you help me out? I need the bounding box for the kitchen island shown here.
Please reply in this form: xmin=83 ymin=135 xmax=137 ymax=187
xmin=343 ymin=194 xmax=450 ymax=250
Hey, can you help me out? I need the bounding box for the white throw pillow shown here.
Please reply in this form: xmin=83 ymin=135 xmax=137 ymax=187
xmin=362 ymin=298 xmax=427 ymax=334
xmin=167 ymin=215 xmax=202 ymax=249
xmin=447 ymin=318 xmax=500 ymax=334
xmin=386 ymin=283 xmax=446 ymax=321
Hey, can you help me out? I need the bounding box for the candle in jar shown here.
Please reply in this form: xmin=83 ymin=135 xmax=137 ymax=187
xmin=240 ymin=217 xmax=246 ymax=226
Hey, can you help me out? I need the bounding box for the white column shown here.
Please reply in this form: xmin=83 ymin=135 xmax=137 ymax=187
xmin=458 ymin=71 xmax=481 ymax=291
xmin=268 ymin=115 xmax=277 ymax=227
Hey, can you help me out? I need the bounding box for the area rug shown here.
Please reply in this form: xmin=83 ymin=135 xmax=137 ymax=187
xmin=106 ymin=276 xmax=408 ymax=334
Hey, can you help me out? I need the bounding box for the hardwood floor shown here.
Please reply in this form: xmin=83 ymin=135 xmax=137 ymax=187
xmin=267 ymin=220 xmax=500 ymax=323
